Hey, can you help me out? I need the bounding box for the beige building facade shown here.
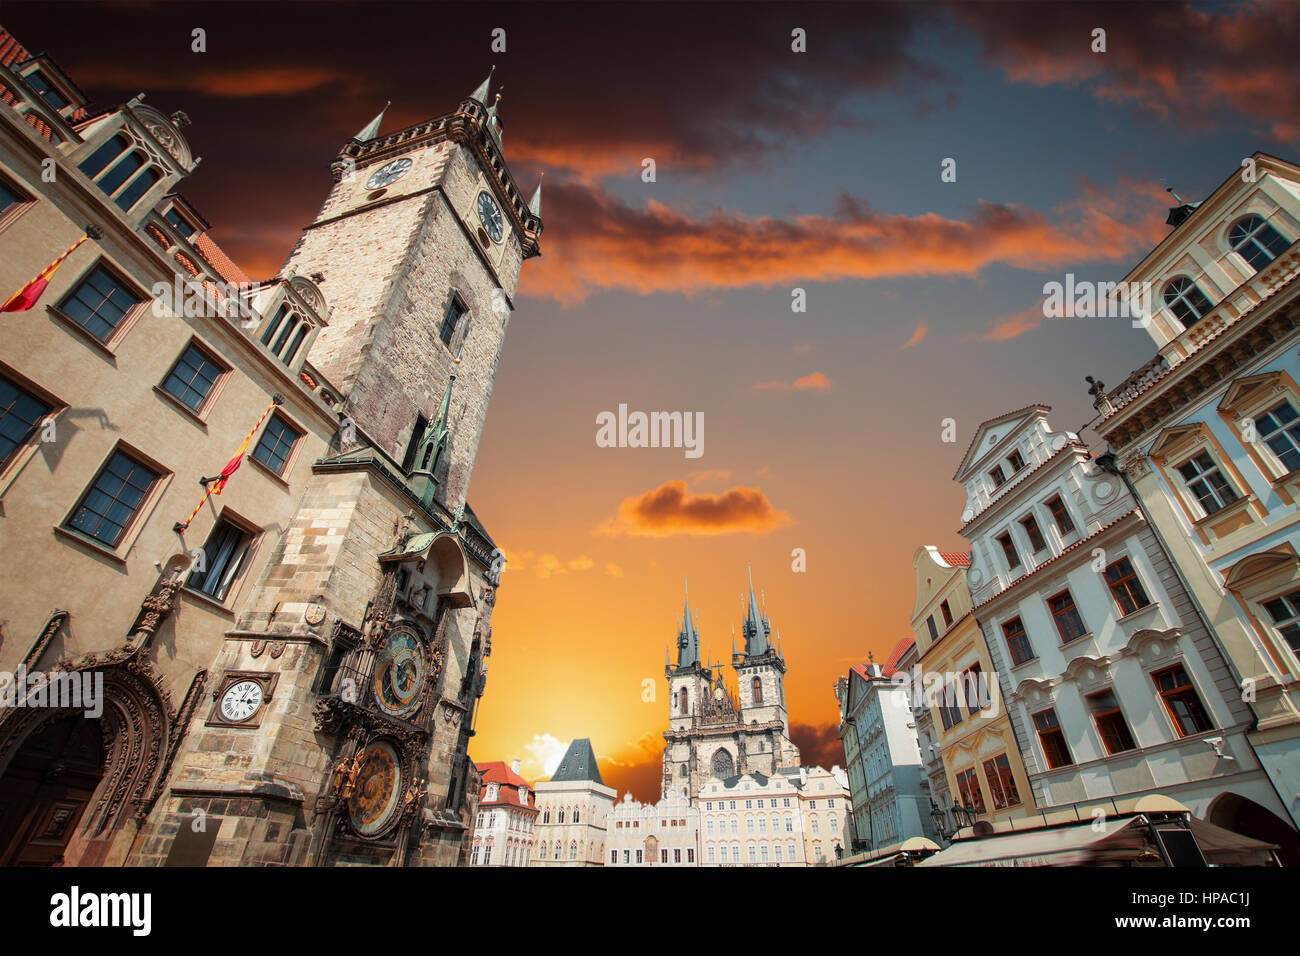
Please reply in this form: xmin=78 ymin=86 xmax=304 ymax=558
xmin=606 ymin=790 xmax=698 ymax=866
xmin=529 ymin=739 xmax=615 ymax=867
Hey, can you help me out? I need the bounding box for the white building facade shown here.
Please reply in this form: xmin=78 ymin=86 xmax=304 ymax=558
xmin=956 ymin=405 xmax=1288 ymax=828
xmin=470 ymin=760 xmax=537 ymax=866
xmin=606 ymin=790 xmax=698 ymax=866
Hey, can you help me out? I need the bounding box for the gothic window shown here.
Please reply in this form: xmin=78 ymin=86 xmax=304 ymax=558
xmin=439 ymin=293 xmax=467 ymax=348
xmin=678 ymin=687 xmax=688 ymax=714
xmin=1162 ymin=276 xmax=1214 ymax=328
xmin=752 ymin=677 xmax=763 ymax=704
xmin=711 ymin=749 xmax=734 ymax=779
xmin=1228 ymin=215 xmax=1290 ymax=271
xmin=401 ymin=412 xmax=430 ymax=473
xmin=573 ymin=809 xmax=580 ymax=823
xmin=568 ymin=842 xmax=577 ymax=860
xmin=557 ymin=809 xmax=565 ymax=823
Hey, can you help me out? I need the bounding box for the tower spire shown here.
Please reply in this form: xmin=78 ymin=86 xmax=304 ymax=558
xmin=470 ymin=66 xmax=495 ymax=106
xmin=354 ymin=101 xmax=390 ymax=142
xmin=528 ymin=172 xmax=543 ymax=217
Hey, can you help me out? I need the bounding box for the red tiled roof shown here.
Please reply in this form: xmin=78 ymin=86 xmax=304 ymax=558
xmin=881 ymin=637 xmax=912 ymax=677
xmin=475 ymin=761 xmax=537 ymax=813
xmin=937 ymin=551 xmax=970 ymax=567
xmin=476 ymin=760 xmax=531 ymax=790
xmin=194 ymin=231 xmax=253 ymax=286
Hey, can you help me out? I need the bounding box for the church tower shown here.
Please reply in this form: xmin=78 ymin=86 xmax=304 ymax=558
xmin=662 ymin=584 xmax=714 ymax=797
xmin=134 ymin=73 xmax=541 ymax=867
xmin=734 ymin=569 xmax=791 ymax=738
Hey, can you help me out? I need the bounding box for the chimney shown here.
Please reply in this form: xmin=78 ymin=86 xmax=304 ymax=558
xmin=510 ymin=758 xmax=520 ymax=774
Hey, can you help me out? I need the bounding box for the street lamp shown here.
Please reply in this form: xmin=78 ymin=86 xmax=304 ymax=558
xmin=929 ymin=800 xmax=949 ymax=840
xmin=951 ymin=800 xmax=978 ymax=830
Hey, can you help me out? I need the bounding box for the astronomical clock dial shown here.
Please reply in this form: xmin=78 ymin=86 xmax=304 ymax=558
xmin=364 ymin=157 xmax=412 ymax=189
xmin=372 ymin=623 xmax=427 ymax=718
xmin=476 ymin=190 xmax=504 ymax=242
xmin=348 ymin=740 xmax=402 ymax=837
xmin=219 ymin=679 xmax=263 ymax=722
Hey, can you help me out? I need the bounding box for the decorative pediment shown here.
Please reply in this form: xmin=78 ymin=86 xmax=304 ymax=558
xmin=953 ymin=406 xmax=1050 ymax=482
xmin=1061 ymin=653 xmax=1113 ymax=689
xmin=1219 ymin=371 xmax=1285 ymax=415
xmin=1123 ymin=626 xmax=1182 ymax=667
xmin=1148 ymin=421 xmax=1207 ymax=460
xmin=1011 ymin=675 xmax=1057 ymax=708
xmin=1222 ymin=544 xmax=1299 ymax=588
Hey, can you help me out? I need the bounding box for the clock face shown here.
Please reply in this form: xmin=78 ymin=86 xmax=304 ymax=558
xmin=348 ymin=740 xmax=402 ymax=836
xmin=364 ymin=157 xmax=412 ymax=190
xmin=372 ymin=623 xmax=426 ymax=717
xmin=476 ymin=191 xmax=504 ymax=242
xmin=219 ymin=679 xmax=263 ymax=722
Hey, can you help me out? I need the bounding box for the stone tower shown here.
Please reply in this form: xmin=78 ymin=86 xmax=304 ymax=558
xmin=734 ymin=569 xmax=791 ymax=737
xmin=133 ymin=73 xmax=541 ymax=867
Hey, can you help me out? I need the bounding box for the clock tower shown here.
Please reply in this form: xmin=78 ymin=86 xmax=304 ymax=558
xmin=134 ymin=74 xmax=542 ymax=867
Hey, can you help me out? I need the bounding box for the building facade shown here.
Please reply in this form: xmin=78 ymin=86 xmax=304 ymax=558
xmin=696 ymin=766 xmax=849 ymax=865
xmin=661 ymin=575 xmax=801 ymax=801
xmin=1095 ymin=152 xmax=1300 ymax=847
xmin=835 ymin=643 xmax=940 ymax=849
xmin=606 ymin=790 xmax=698 ymax=866
xmin=909 ymin=545 xmax=1036 ymax=835
xmin=956 ymin=404 xmax=1291 ymax=854
xmin=529 ymin=738 xmax=615 ymax=866
xmin=797 ymin=765 xmax=851 ymax=864
xmin=470 ymin=760 xmax=537 ymax=866
xmin=0 ymin=25 xmax=540 ymax=866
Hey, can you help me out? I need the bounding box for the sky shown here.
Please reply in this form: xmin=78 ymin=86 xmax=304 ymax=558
xmin=7 ymin=0 xmax=1297 ymax=801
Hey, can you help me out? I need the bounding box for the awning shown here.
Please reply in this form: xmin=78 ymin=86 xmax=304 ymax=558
xmin=1186 ymin=817 xmax=1277 ymax=865
xmin=850 ymin=836 xmax=941 ymax=867
xmin=917 ymin=817 xmax=1144 ymax=867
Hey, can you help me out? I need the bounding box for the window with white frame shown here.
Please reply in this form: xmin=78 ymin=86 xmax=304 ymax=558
xmin=1176 ymin=450 xmax=1240 ymax=516
xmin=1253 ymin=400 xmax=1300 ymax=474
xmin=1162 ymin=276 xmax=1215 ymax=328
xmin=1228 ymin=215 xmax=1290 ymax=271
xmin=1261 ymin=590 xmax=1300 ymax=656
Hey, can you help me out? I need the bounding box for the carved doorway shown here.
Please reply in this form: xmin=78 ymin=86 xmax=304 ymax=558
xmin=0 ymin=716 xmax=105 ymax=866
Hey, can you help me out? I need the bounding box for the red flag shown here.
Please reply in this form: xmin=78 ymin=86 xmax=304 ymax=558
xmin=212 ymin=450 xmax=244 ymax=494
xmin=2 ymin=233 xmax=91 ymax=313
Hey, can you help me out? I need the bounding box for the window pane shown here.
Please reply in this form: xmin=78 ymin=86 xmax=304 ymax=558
xmin=66 ymin=450 xmax=159 ymax=546
xmin=251 ymin=414 xmax=302 ymax=475
xmin=0 ymin=178 xmax=24 ymax=215
xmin=0 ymin=375 xmax=52 ymax=468
xmin=115 ymin=167 xmax=161 ymax=211
xmin=77 ymin=135 xmax=128 ymax=180
xmin=162 ymin=344 xmax=224 ymax=412
xmin=59 ymin=265 xmax=142 ymax=342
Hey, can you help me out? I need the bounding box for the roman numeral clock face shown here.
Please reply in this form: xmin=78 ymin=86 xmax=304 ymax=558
xmin=477 ymin=190 xmax=504 ymax=242
xmin=364 ymin=157 xmax=412 ymax=189
xmin=219 ymin=679 xmax=263 ymax=722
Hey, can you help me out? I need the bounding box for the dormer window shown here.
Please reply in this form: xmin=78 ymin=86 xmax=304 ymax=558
xmin=259 ymin=303 xmax=310 ymax=366
xmin=164 ymin=206 xmax=199 ymax=241
xmin=76 ymin=135 xmax=161 ymax=212
xmin=1228 ymin=215 xmax=1290 ymax=271
xmin=988 ymin=465 xmax=1007 ymax=488
xmin=26 ymin=71 xmax=69 ymax=111
xmin=1162 ymin=276 xmax=1214 ymax=328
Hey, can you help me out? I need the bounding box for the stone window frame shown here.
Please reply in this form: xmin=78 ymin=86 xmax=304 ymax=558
xmin=48 ymin=256 xmax=151 ymax=357
xmin=248 ymin=408 xmax=308 ymax=484
xmin=1218 ymin=370 xmax=1300 ymax=496
xmin=153 ymin=334 xmax=233 ymax=425
xmin=54 ymin=439 xmax=173 ymax=564
xmin=0 ymin=361 xmax=66 ymax=504
xmin=1222 ymin=545 xmax=1300 ymax=679
xmin=180 ymin=505 xmax=264 ymax=612
xmin=0 ymin=167 xmax=37 ymax=235
xmin=1148 ymin=421 xmax=1262 ymax=536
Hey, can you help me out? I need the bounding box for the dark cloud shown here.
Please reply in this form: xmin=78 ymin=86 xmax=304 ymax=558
xmin=790 ymin=721 xmax=845 ymax=771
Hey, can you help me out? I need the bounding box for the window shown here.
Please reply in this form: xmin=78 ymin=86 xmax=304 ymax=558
xmin=747 ymin=845 xmax=757 ymax=863
xmin=673 ymin=848 xmax=681 ymax=863
xmin=687 ymin=848 xmax=694 ymax=863
xmin=1048 ymin=589 xmax=1087 ymax=643
xmin=161 ymin=342 xmax=225 ymax=413
xmin=78 ymin=135 xmax=130 ymax=181
xmin=439 ymin=294 xmax=467 ymax=348
xmin=997 ymin=532 xmax=1021 ymax=570
xmin=251 ymin=414 xmax=302 ymax=476
xmin=960 ymin=664 xmax=985 ymax=714
xmin=1153 ymin=665 xmax=1213 ymax=736
xmin=937 ymin=677 xmax=963 ymax=731
xmin=59 ymin=264 xmax=143 ymax=342
xmin=1262 ymin=591 xmax=1300 ymax=654
xmin=99 ymin=150 xmax=146 ymax=199
xmin=568 ymin=843 xmax=576 ymax=860
xmin=636 ymin=849 xmax=643 ymax=864
xmin=400 ymin=413 xmax=429 ymax=473
xmin=1177 ymin=451 xmax=1239 ymax=516
xmin=0 ymin=176 xmax=26 ymax=217
xmin=1021 ymin=514 xmax=1047 ymax=553
xmin=940 ymin=600 xmax=953 ymax=627
xmin=1046 ymin=495 xmax=1075 ymax=534
xmin=707 ymin=845 xmax=715 ymax=864
xmin=66 ymin=449 xmax=161 ymax=547
xmin=999 ymin=617 xmax=1033 ymax=667
xmin=989 ymin=465 xmax=1007 ymax=488
xmin=186 ymin=517 xmax=255 ymax=602
xmin=1104 ymin=557 xmax=1152 ymax=615
xmin=954 ymin=768 xmax=985 ymax=814
xmin=1008 ymin=449 xmax=1026 ymax=472
xmin=1254 ymin=400 xmax=1300 ymax=474
xmin=926 ymin=615 xmax=938 ymax=640
xmin=1087 ymin=689 xmax=1137 ymax=754
xmin=661 ymin=848 xmax=668 ymax=863
xmin=0 ymin=374 xmax=52 ymax=470
xmin=115 ymin=166 xmax=162 ymax=211
xmin=981 ymin=754 xmax=1021 ymax=809
xmin=1228 ymin=215 xmax=1290 ymax=271
xmin=752 ymin=676 xmax=763 ymax=704
xmin=164 ymin=206 xmax=199 ymax=240
xmin=678 ymin=687 xmax=688 ymax=713
xmin=1163 ymin=276 xmax=1214 ymax=328
xmin=26 ymin=71 xmax=69 ymax=110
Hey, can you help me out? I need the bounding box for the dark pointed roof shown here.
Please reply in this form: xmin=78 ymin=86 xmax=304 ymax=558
xmin=550 ymin=738 xmax=603 ymax=785
xmin=676 ymin=580 xmax=700 ymax=667
xmin=741 ymin=566 xmax=771 ymax=656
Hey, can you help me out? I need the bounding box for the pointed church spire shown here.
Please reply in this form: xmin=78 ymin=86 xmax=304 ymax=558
xmin=742 ymin=565 xmax=771 ymax=656
xmin=470 ymin=66 xmax=495 ymax=106
xmin=676 ymin=581 xmax=700 ymax=668
xmin=528 ymin=173 xmax=543 ymax=217
xmin=354 ymin=101 xmax=391 ymax=142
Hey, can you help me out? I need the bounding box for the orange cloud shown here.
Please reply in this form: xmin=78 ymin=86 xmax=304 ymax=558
xmin=900 ymin=317 xmax=928 ymax=349
xmin=967 ymin=303 xmax=1052 ymax=342
xmin=753 ymin=371 xmax=834 ymax=392
xmin=525 ymin=177 xmax=1167 ymax=305
xmin=599 ymin=481 xmax=793 ymax=538
xmin=70 ymin=63 xmax=355 ymax=98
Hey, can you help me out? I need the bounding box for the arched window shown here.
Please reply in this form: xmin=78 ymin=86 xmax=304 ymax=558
xmin=1162 ymin=276 xmax=1214 ymax=328
xmin=752 ymin=677 xmax=763 ymax=704
xmin=542 ymin=810 xmax=550 ymax=823
xmin=679 ymin=687 xmax=688 ymax=714
xmin=573 ymin=809 xmax=580 ymax=823
xmin=554 ymin=843 xmax=561 ymax=860
xmin=557 ymin=809 xmax=565 ymax=823
xmin=568 ymin=842 xmax=578 ymax=860
xmin=1229 ymin=215 xmax=1290 ymax=271
xmin=98 ymin=150 xmax=146 ymax=198
xmin=78 ymin=134 xmax=130 ymax=180
xmin=115 ymin=166 xmax=161 ymax=211
xmin=711 ymin=748 xmax=735 ymax=779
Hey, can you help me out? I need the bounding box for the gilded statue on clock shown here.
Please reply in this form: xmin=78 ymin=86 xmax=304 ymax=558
xmin=347 ymin=740 xmax=403 ymax=837
xmin=372 ymin=622 xmax=427 ymax=718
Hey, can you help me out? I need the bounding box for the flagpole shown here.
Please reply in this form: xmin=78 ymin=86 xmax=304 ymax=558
xmin=1 ymin=224 xmax=102 ymax=313
xmin=174 ymin=393 xmax=284 ymax=532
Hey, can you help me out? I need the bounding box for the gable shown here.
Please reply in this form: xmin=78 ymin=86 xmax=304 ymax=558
xmin=953 ymin=405 xmax=1050 ymax=481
